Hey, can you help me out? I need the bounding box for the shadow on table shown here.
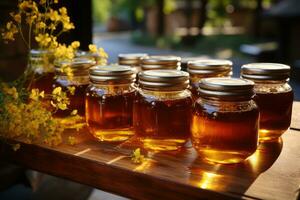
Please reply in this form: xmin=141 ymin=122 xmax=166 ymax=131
xmin=188 ymin=138 xmax=283 ymax=198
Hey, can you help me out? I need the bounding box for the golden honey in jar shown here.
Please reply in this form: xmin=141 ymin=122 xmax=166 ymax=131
xmin=53 ymin=58 xmax=96 ymax=122
xmin=134 ymin=70 xmax=192 ymax=151
xmin=191 ymin=78 xmax=259 ymax=164
xmin=140 ymin=55 xmax=181 ymax=71
xmin=86 ymin=65 xmax=136 ymax=142
xmin=187 ymin=59 xmax=232 ymax=100
xmin=29 ymin=49 xmax=55 ymax=94
xmin=241 ymin=63 xmax=293 ymax=141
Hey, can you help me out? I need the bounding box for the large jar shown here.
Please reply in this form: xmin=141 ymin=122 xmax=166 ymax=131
xmin=85 ymin=65 xmax=136 ymax=142
xmin=53 ymin=58 xmax=96 ymax=121
xmin=187 ymin=59 xmax=232 ymax=100
xmin=191 ymin=78 xmax=259 ymax=164
xmin=241 ymin=63 xmax=293 ymax=141
xmin=134 ymin=70 xmax=192 ymax=151
xmin=29 ymin=49 xmax=55 ymax=94
xmin=140 ymin=55 xmax=181 ymax=71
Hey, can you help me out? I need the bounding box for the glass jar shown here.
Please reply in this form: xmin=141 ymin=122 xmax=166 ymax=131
xmin=187 ymin=59 xmax=232 ymax=100
xmin=191 ymin=78 xmax=259 ymax=164
xmin=134 ymin=70 xmax=192 ymax=151
xmin=53 ymin=58 xmax=96 ymax=122
xmin=29 ymin=49 xmax=55 ymax=94
xmin=180 ymin=56 xmax=209 ymax=72
xmin=140 ymin=55 xmax=181 ymax=71
xmin=86 ymin=65 xmax=136 ymax=142
xmin=241 ymin=63 xmax=293 ymax=141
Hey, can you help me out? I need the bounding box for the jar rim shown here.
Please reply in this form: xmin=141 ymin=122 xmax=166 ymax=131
xmin=241 ymin=63 xmax=290 ymax=81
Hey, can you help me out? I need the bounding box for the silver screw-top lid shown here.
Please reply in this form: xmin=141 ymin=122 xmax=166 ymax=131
xmin=188 ymin=59 xmax=232 ymax=76
xmin=141 ymin=55 xmax=181 ymax=71
xmin=241 ymin=63 xmax=290 ymax=81
xmin=89 ymin=65 xmax=136 ymax=84
xmin=198 ymin=77 xmax=255 ymax=101
xmin=118 ymin=53 xmax=148 ymax=66
xmin=138 ymin=69 xmax=189 ymax=91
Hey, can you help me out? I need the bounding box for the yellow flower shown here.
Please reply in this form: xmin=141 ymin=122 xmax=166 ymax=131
xmin=67 ymin=86 xmax=76 ymax=95
xmin=89 ymin=44 xmax=97 ymax=53
xmin=3 ymin=86 xmax=19 ymax=99
xmin=30 ymin=89 xmax=39 ymax=101
xmin=10 ymin=12 xmax=21 ymax=23
xmin=131 ymin=148 xmax=145 ymax=164
xmin=35 ymin=33 xmax=51 ymax=48
xmin=71 ymin=41 xmax=80 ymax=49
xmin=48 ymin=9 xmax=60 ymax=21
xmin=36 ymin=22 xmax=46 ymax=29
xmin=59 ymin=7 xmax=67 ymax=15
xmin=52 ymin=87 xmax=62 ymax=95
xmin=70 ymin=109 xmax=77 ymax=116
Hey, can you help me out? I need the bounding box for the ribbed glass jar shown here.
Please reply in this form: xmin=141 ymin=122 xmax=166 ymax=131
xmin=191 ymin=78 xmax=259 ymax=164
xmin=241 ymin=63 xmax=293 ymax=141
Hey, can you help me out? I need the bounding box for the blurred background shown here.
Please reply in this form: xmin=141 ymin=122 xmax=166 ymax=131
xmin=0 ymin=0 xmax=299 ymax=199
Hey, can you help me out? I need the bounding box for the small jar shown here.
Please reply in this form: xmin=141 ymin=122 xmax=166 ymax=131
xmin=191 ymin=78 xmax=259 ymax=164
xmin=140 ymin=55 xmax=181 ymax=71
xmin=53 ymin=58 xmax=96 ymax=120
xmin=241 ymin=63 xmax=293 ymax=141
xmin=180 ymin=56 xmax=209 ymax=72
xmin=86 ymin=65 xmax=136 ymax=142
xmin=187 ymin=59 xmax=232 ymax=100
xmin=29 ymin=49 xmax=55 ymax=94
xmin=134 ymin=70 xmax=192 ymax=151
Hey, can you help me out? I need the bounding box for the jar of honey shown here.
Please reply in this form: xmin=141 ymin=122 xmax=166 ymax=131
xmin=29 ymin=49 xmax=55 ymax=94
xmin=53 ymin=58 xmax=96 ymax=121
xmin=141 ymin=55 xmax=181 ymax=71
xmin=85 ymin=65 xmax=136 ymax=142
xmin=191 ymin=78 xmax=259 ymax=164
xmin=134 ymin=70 xmax=192 ymax=151
xmin=187 ymin=59 xmax=232 ymax=100
xmin=118 ymin=53 xmax=148 ymax=70
xmin=241 ymin=63 xmax=293 ymax=141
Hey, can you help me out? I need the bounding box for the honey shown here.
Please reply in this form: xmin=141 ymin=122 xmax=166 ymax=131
xmin=191 ymin=78 xmax=259 ymax=164
xmin=53 ymin=58 xmax=96 ymax=125
xmin=134 ymin=70 xmax=192 ymax=151
xmin=241 ymin=63 xmax=293 ymax=141
xmin=85 ymin=65 xmax=136 ymax=142
xmin=187 ymin=59 xmax=232 ymax=100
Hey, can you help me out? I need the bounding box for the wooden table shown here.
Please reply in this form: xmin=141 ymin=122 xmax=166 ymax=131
xmin=1 ymin=102 xmax=300 ymax=200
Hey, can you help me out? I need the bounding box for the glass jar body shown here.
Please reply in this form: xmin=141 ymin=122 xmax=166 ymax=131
xmin=191 ymin=98 xmax=259 ymax=164
xmin=29 ymin=51 xmax=55 ymax=94
xmin=53 ymin=76 xmax=89 ymax=119
xmin=253 ymin=81 xmax=293 ymax=141
xmin=133 ymin=89 xmax=192 ymax=151
xmin=85 ymin=83 xmax=136 ymax=142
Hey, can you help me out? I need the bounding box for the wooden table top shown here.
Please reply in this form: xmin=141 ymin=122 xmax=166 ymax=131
xmin=1 ymin=102 xmax=300 ymax=200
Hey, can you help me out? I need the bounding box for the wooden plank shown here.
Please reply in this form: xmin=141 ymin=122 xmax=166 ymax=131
xmin=291 ymin=101 xmax=300 ymax=130
xmin=1 ymin=128 xmax=300 ymax=200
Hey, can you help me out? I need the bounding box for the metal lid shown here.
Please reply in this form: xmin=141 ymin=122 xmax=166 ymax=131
xmin=180 ymin=56 xmax=209 ymax=71
xmin=30 ymin=49 xmax=52 ymax=57
xmin=55 ymin=58 xmax=96 ymax=76
xmin=198 ymin=78 xmax=254 ymax=101
xmin=89 ymin=65 xmax=135 ymax=84
xmin=241 ymin=63 xmax=290 ymax=81
xmin=141 ymin=55 xmax=181 ymax=70
xmin=188 ymin=59 xmax=232 ymax=75
xmin=138 ymin=69 xmax=189 ymax=91
xmin=118 ymin=53 xmax=148 ymax=65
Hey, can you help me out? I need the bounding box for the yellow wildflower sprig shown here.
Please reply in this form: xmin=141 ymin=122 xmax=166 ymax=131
xmin=50 ymin=87 xmax=70 ymax=111
xmin=131 ymin=148 xmax=145 ymax=164
xmin=89 ymin=44 xmax=108 ymax=65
